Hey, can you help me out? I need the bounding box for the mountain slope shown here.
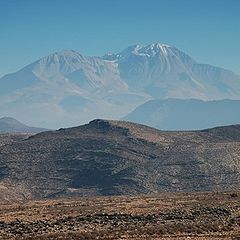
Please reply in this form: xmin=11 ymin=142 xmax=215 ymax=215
xmin=0 ymin=117 xmax=48 ymax=133
xmin=103 ymin=43 xmax=240 ymax=99
xmin=0 ymin=43 xmax=240 ymax=128
xmin=0 ymin=119 xmax=240 ymax=201
xmin=123 ymin=99 xmax=240 ymax=130
xmin=0 ymin=50 xmax=149 ymax=128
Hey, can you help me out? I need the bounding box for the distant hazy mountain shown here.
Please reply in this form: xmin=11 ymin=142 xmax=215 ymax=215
xmin=0 ymin=50 xmax=148 ymax=128
xmin=102 ymin=43 xmax=240 ymax=99
xmin=1 ymin=119 xmax=240 ymax=200
xmin=0 ymin=117 xmax=48 ymax=133
xmin=1 ymin=43 xmax=240 ymax=128
xmin=124 ymin=99 xmax=240 ymax=130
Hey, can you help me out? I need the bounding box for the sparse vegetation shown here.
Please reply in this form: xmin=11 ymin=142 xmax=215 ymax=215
xmin=1 ymin=192 xmax=240 ymax=239
xmin=1 ymin=120 xmax=240 ymax=202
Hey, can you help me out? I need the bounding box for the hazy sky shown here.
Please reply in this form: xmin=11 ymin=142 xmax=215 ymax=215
xmin=0 ymin=0 xmax=239 ymax=77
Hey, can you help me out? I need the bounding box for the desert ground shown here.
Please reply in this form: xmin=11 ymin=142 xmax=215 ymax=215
xmin=1 ymin=191 xmax=240 ymax=239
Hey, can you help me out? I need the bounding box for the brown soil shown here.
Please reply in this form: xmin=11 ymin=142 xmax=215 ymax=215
xmin=1 ymin=191 xmax=240 ymax=239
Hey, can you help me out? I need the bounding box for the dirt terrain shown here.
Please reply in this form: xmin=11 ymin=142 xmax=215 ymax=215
xmin=1 ymin=120 xmax=240 ymax=201
xmin=1 ymin=191 xmax=240 ymax=239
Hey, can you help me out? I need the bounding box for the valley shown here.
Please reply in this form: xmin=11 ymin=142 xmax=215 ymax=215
xmin=1 ymin=1 xmax=239 ymax=239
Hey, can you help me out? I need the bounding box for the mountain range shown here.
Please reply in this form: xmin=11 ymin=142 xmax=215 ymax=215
xmin=1 ymin=119 xmax=240 ymax=201
xmin=0 ymin=117 xmax=48 ymax=133
xmin=1 ymin=43 xmax=240 ymax=129
xmin=124 ymin=99 xmax=240 ymax=130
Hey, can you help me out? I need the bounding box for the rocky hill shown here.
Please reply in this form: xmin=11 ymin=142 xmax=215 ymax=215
xmin=0 ymin=119 xmax=240 ymax=201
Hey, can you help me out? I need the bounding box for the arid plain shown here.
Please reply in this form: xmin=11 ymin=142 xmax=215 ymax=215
xmin=1 ymin=191 xmax=240 ymax=239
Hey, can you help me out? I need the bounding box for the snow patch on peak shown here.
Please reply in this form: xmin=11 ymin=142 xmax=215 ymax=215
xmin=138 ymin=43 xmax=171 ymax=56
xmin=119 ymin=44 xmax=143 ymax=56
xmin=102 ymin=43 xmax=174 ymax=61
xmin=147 ymin=43 xmax=170 ymax=49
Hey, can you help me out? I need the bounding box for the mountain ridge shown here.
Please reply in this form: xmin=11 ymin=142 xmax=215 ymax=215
xmin=123 ymin=98 xmax=240 ymax=130
xmin=0 ymin=117 xmax=48 ymax=133
xmin=1 ymin=42 xmax=240 ymax=128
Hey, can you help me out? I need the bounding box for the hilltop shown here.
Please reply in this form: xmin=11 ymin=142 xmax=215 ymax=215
xmin=0 ymin=119 xmax=240 ymax=201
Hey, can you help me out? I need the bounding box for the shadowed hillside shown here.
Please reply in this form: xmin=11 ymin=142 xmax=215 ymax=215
xmin=0 ymin=119 xmax=240 ymax=201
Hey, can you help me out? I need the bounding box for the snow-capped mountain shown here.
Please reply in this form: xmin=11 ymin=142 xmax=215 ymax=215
xmin=103 ymin=43 xmax=240 ymax=99
xmin=0 ymin=43 xmax=240 ymax=128
xmin=0 ymin=50 xmax=149 ymax=128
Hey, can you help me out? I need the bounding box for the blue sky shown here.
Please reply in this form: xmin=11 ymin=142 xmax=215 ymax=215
xmin=0 ymin=0 xmax=239 ymax=77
